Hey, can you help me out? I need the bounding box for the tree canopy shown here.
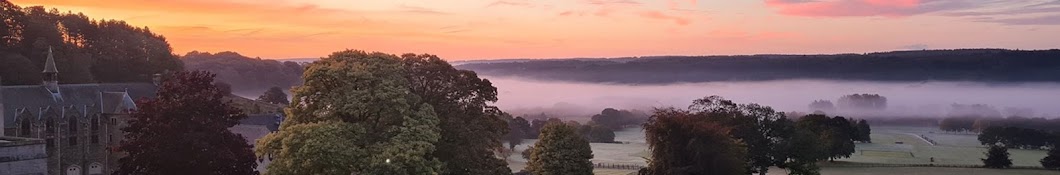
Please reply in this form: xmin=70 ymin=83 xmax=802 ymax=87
xmin=115 ymin=71 xmax=256 ymax=175
xmin=526 ymin=122 xmax=594 ymax=175
xmin=400 ymin=53 xmax=511 ymax=175
xmin=1043 ymin=145 xmax=1060 ymax=170
xmin=983 ymin=144 xmax=1013 ymax=169
xmin=257 ymin=86 xmax=289 ymax=105
xmin=643 ymin=107 xmax=747 ymax=175
xmin=1 ymin=2 xmax=183 ymax=85
xmin=255 ymin=50 xmax=442 ymax=175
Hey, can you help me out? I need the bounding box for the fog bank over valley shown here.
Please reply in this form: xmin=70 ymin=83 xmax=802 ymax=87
xmin=486 ymin=76 xmax=1060 ymax=120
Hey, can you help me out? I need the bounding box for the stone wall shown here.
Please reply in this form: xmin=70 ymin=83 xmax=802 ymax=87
xmin=0 ymin=136 xmax=48 ymax=175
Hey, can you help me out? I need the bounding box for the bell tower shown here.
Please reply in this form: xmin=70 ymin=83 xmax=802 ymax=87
xmin=43 ymin=47 xmax=59 ymax=87
xmin=42 ymin=47 xmax=62 ymax=102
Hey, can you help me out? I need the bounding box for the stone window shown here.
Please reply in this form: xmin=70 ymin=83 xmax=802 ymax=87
xmin=69 ymin=136 xmax=78 ymax=146
xmin=46 ymin=118 xmax=55 ymax=135
xmin=91 ymin=135 xmax=99 ymax=144
xmin=20 ymin=119 xmax=31 ymax=137
xmin=70 ymin=117 xmax=79 ymax=135
xmin=91 ymin=116 xmax=100 ymax=131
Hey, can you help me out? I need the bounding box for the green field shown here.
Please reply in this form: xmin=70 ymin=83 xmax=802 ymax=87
xmin=844 ymin=126 xmax=1048 ymax=167
xmin=506 ymin=126 xmax=1057 ymax=175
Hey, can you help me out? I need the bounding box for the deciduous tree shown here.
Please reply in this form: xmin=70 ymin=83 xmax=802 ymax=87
xmin=255 ymin=50 xmax=442 ymax=175
xmin=115 ymin=71 xmax=257 ymax=175
xmin=526 ymin=122 xmax=594 ymax=175
xmin=1043 ymin=145 xmax=1060 ymax=170
xmin=642 ymin=108 xmax=747 ymax=175
xmin=257 ymin=86 xmax=289 ymax=105
xmin=983 ymin=144 xmax=1013 ymax=169
xmin=400 ymin=53 xmax=511 ymax=175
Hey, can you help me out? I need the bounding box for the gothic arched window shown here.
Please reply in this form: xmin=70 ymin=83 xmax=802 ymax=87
xmin=20 ymin=119 xmax=32 ymax=137
xmin=69 ymin=117 xmax=79 ymax=135
xmin=45 ymin=118 xmax=55 ymax=135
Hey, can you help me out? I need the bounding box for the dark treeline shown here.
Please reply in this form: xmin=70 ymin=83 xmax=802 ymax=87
xmin=181 ymin=51 xmax=304 ymax=96
xmin=940 ymin=116 xmax=1060 ymax=133
xmin=457 ymin=49 xmax=1060 ymax=84
xmin=979 ymin=126 xmax=1059 ymax=149
xmin=0 ymin=2 xmax=183 ymax=85
xmin=640 ymin=96 xmax=871 ymax=175
xmin=506 ymin=108 xmax=647 ymax=146
xmin=808 ymin=93 xmax=887 ymax=116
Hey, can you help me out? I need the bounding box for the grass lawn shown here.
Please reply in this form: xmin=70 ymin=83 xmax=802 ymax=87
xmin=842 ymin=126 xmax=1048 ymax=167
xmin=505 ymin=126 xmax=1056 ymax=174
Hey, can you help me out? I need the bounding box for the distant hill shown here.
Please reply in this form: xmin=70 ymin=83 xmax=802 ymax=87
xmin=456 ymin=49 xmax=1060 ymax=84
xmin=181 ymin=51 xmax=303 ymax=97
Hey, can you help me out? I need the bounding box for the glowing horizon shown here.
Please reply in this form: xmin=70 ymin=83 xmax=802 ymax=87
xmin=11 ymin=0 xmax=1060 ymax=60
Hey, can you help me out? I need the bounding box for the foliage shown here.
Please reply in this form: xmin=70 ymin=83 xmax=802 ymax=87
xmin=1 ymin=2 xmax=183 ymax=85
xmin=947 ymin=116 xmax=1060 ymax=133
xmin=855 ymin=119 xmax=872 ymax=143
xmin=456 ymin=49 xmax=1060 ymax=84
xmin=685 ymin=96 xmax=794 ymax=175
xmin=808 ymin=100 xmax=835 ymax=114
xmin=589 ymin=108 xmax=649 ymax=130
xmin=526 ymin=122 xmax=594 ymax=175
xmin=506 ymin=116 xmax=530 ymax=149
xmin=215 ymin=81 xmax=233 ymax=95
xmin=528 ymin=119 xmax=548 ymax=139
xmin=978 ymin=126 xmax=1058 ymax=149
xmin=795 ymin=114 xmax=857 ymax=161
xmin=585 ymin=124 xmax=616 ymax=143
xmin=1043 ymin=145 xmax=1060 ymax=170
xmin=983 ymin=144 xmax=1013 ymax=169
xmin=837 ymin=94 xmax=887 ymax=111
xmin=642 ymin=107 xmax=747 ymax=175
xmin=255 ymin=50 xmax=442 ymax=175
xmin=182 ymin=51 xmax=304 ymax=95
xmin=115 ymin=71 xmax=256 ymax=175
xmin=400 ymin=53 xmax=511 ymax=175
xmin=257 ymin=86 xmax=289 ymax=105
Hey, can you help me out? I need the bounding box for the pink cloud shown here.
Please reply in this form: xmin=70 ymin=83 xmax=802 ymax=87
xmin=640 ymin=11 xmax=691 ymax=25
xmin=765 ymin=0 xmax=928 ymax=17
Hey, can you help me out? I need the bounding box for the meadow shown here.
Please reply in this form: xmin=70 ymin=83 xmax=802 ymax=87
xmin=505 ymin=126 xmax=1057 ymax=175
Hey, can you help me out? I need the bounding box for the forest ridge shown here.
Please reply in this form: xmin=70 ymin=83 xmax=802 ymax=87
xmin=456 ymin=49 xmax=1060 ymax=84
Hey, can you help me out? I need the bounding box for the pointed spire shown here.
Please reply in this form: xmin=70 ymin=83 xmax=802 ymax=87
xmin=43 ymin=46 xmax=58 ymax=73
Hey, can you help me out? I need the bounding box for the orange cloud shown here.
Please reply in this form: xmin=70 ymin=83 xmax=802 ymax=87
xmin=765 ymin=0 xmax=927 ymax=17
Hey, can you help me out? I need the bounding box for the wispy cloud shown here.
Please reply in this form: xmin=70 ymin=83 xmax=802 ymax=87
xmin=397 ymin=4 xmax=449 ymax=15
xmin=487 ymin=0 xmax=535 ymax=7
xmin=584 ymin=0 xmax=641 ymax=5
xmin=639 ymin=11 xmax=691 ymax=25
xmin=765 ymin=0 xmax=1060 ymax=25
xmin=976 ymin=15 xmax=1060 ymax=25
xmin=764 ymin=0 xmax=974 ymax=17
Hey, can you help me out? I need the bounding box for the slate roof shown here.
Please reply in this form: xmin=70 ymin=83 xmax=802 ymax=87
xmin=1 ymin=83 xmax=157 ymax=128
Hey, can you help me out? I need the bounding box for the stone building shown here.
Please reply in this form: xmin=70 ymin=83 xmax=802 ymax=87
xmin=1 ymin=48 xmax=157 ymax=175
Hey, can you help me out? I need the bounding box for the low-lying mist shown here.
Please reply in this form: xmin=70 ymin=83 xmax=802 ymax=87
xmin=485 ymin=76 xmax=1060 ymax=120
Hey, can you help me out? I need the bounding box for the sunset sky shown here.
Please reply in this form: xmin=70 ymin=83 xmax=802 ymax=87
xmin=11 ymin=0 xmax=1060 ymax=60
